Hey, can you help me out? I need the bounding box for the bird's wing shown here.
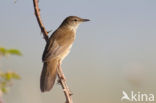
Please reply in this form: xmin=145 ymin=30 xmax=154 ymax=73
xmin=42 ymin=28 xmax=75 ymax=62
xmin=42 ymin=38 xmax=68 ymax=62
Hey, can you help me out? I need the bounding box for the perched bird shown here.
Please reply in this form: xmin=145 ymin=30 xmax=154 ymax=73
xmin=40 ymin=16 xmax=90 ymax=92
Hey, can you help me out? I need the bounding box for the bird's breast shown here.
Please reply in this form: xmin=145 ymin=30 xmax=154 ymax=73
xmin=55 ymin=28 xmax=76 ymax=62
xmin=59 ymin=44 xmax=73 ymax=62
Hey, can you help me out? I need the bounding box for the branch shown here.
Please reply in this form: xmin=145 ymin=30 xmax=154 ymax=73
xmin=32 ymin=0 xmax=73 ymax=103
xmin=57 ymin=63 xmax=73 ymax=103
xmin=33 ymin=0 xmax=49 ymax=42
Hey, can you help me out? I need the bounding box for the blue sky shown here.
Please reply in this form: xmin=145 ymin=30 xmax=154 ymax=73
xmin=0 ymin=0 xmax=156 ymax=103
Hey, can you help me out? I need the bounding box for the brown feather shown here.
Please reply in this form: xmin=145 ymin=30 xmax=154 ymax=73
xmin=40 ymin=59 xmax=58 ymax=92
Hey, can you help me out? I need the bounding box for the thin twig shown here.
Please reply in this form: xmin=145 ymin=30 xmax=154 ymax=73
xmin=33 ymin=0 xmax=49 ymax=42
xmin=32 ymin=0 xmax=73 ymax=103
xmin=57 ymin=62 xmax=73 ymax=103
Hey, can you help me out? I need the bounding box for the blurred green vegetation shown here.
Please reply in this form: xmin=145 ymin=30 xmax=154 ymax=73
xmin=0 ymin=47 xmax=21 ymax=95
xmin=0 ymin=71 xmax=20 ymax=94
xmin=0 ymin=47 xmax=22 ymax=56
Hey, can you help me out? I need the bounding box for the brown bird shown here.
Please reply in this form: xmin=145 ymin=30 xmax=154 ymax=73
xmin=40 ymin=16 xmax=90 ymax=92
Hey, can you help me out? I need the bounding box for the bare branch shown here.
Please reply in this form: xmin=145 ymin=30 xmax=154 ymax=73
xmin=33 ymin=0 xmax=49 ymax=42
xmin=57 ymin=63 xmax=73 ymax=103
xmin=32 ymin=0 xmax=73 ymax=103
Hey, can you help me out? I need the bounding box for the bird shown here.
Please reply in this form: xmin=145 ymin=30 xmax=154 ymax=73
xmin=40 ymin=16 xmax=90 ymax=92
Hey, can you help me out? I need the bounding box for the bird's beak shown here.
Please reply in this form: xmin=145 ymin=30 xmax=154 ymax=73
xmin=82 ymin=19 xmax=90 ymax=22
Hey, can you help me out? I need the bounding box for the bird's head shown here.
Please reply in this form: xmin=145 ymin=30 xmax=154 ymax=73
xmin=60 ymin=16 xmax=90 ymax=30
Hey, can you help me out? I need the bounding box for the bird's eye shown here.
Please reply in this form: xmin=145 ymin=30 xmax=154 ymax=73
xmin=74 ymin=19 xmax=77 ymax=21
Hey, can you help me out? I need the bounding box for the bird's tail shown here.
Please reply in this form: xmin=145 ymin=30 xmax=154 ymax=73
xmin=40 ymin=59 xmax=58 ymax=92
